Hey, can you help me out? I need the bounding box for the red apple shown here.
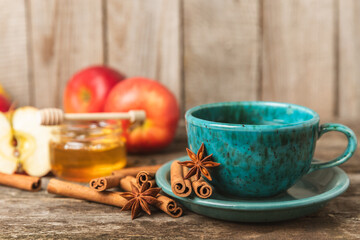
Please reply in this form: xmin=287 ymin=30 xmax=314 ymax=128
xmin=104 ymin=77 xmax=180 ymax=153
xmin=64 ymin=66 xmax=125 ymax=113
xmin=0 ymin=85 xmax=11 ymax=112
xmin=0 ymin=95 xmax=10 ymax=112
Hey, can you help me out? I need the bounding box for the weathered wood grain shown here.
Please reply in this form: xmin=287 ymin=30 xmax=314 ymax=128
xmin=28 ymin=0 xmax=104 ymax=108
xmin=0 ymin=0 xmax=359 ymax=118
xmin=338 ymin=0 xmax=360 ymax=118
xmin=262 ymin=0 xmax=336 ymax=118
xmin=0 ymin=120 xmax=359 ymax=238
xmin=106 ymin=0 xmax=182 ymax=103
xmin=0 ymin=0 xmax=30 ymax=106
xmin=183 ymin=0 xmax=260 ymax=110
xmin=0 ymin=176 xmax=358 ymax=239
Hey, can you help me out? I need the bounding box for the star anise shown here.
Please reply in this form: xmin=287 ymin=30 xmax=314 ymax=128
xmin=119 ymin=183 xmax=162 ymax=220
xmin=179 ymin=143 xmax=220 ymax=181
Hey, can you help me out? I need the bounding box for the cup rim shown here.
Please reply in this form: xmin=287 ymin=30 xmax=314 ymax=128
xmin=185 ymin=101 xmax=320 ymax=131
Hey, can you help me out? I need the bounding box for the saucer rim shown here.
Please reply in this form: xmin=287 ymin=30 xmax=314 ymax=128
xmin=156 ymin=156 xmax=349 ymax=211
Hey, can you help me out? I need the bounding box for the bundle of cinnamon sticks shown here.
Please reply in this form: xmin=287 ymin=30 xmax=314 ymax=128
xmin=170 ymin=161 xmax=213 ymax=199
xmin=1 ymin=163 xmax=198 ymax=219
xmin=47 ymin=164 xmax=183 ymax=218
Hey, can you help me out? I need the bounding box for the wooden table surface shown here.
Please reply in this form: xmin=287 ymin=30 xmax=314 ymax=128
xmin=1 ymin=120 xmax=359 ymax=239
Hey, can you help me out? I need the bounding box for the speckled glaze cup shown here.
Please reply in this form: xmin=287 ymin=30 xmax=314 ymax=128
xmin=185 ymin=102 xmax=357 ymax=198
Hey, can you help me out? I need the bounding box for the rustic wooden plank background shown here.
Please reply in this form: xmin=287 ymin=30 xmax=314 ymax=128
xmin=338 ymin=0 xmax=360 ymax=119
xmin=28 ymin=0 xmax=104 ymax=108
xmin=262 ymin=0 xmax=336 ymax=117
xmin=0 ymin=0 xmax=30 ymax=106
xmin=0 ymin=0 xmax=358 ymax=118
xmin=184 ymin=0 xmax=260 ymax=110
xmin=107 ymin=0 xmax=182 ymax=103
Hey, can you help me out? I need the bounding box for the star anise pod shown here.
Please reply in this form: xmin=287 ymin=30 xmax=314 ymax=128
xmin=179 ymin=143 xmax=220 ymax=181
xmin=119 ymin=182 xmax=162 ymax=220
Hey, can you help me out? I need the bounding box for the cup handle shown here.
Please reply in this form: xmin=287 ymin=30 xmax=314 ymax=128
xmin=308 ymin=123 xmax=357 ymax=173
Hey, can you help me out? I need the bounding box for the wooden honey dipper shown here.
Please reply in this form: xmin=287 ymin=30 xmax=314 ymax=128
xmin=39 ymin=108 xmax=146 ymax=126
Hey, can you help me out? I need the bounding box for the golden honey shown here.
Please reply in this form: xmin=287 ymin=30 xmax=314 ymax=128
xmin=50 ymin=121 xmax=126 ymax=182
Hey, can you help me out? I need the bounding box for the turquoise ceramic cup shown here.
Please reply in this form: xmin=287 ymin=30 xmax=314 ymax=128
xmin=185 ymin=102 xmax=357 ymax=198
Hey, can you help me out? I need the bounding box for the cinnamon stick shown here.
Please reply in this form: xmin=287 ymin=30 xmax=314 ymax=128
xmin=119 ymin=176 xmax=137 ymax=191
xmin=183 ymin=167 xmax=213 ymax=199
xmin=47 ymin=178 xmax=127 ymax=207
xmin=120 ymin=175 xmax=183 ymax=218
xmin=89 ymin=175 xmax=124 ymax=191
xmin=156 ymin=195 xmax=183 ymax=218
xmin=112 ymin=164 xmax=162 ymax=177
xmin=136 ymin=170 xmax=156 ymax=189
xmin=170 ymin=161 xmax=192 ymax=197
xmin=0 ymin=172 xmax=41 ymax=191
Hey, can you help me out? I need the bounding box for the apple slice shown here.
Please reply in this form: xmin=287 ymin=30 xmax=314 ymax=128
xmin=0 ymin=112 xmax=18 ymax=174
xmin=12 ymin=107 xmax=53 ymax=177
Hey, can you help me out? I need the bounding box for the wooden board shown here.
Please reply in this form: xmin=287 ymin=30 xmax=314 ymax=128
xmin=0 ymin=0 xmax=30 ymax=106
xmin=0 ymin=119 xmax=359 ymax=238
xmin=338 ymin=0 xmax=360 ymax=118
xmin=0 ymin=189 xmax=358 ymax=239
xmin=28 ymin=0 xmax=104 ymax=108
xmin=262 ymin=0 xmax=336 ymax=118
xmin=106 ymin=0 xmax=182 ymax=104
xmin=183 ymin=0 xmax=260 ymax=110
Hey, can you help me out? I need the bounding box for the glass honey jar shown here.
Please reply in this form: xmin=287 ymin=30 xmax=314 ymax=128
xmin=49 ymin=121 xmax=126 ymax=182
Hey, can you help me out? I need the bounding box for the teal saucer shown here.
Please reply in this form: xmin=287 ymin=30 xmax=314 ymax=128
xmin=156 ymin=156 xmax=350 ymax=222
